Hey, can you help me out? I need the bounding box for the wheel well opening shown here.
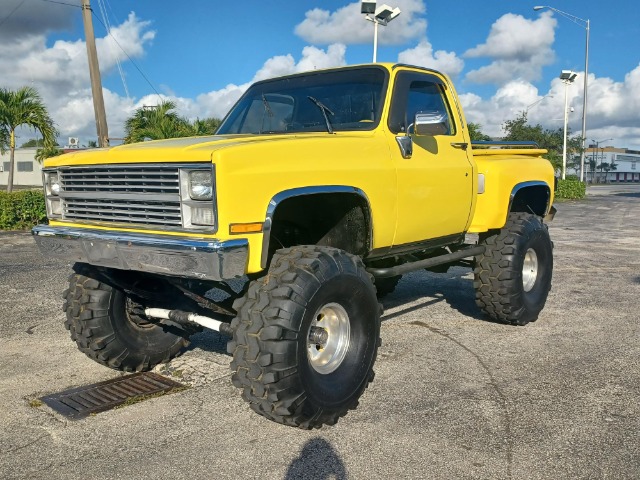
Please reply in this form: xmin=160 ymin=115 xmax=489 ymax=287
xmin=266 ymin=193 xmax=371 ymax=265
xmin=511 ymin=185 xmax=550 ymax=217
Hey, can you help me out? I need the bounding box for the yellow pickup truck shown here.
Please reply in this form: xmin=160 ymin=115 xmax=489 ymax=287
xmin=33 ymin=63 xmax=555 ymax=429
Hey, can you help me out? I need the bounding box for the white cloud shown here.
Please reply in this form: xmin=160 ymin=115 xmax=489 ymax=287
xmin=4 ymin=13 xmax=154 ymax=94
xmin=295 ymin=0 xmax=426 ymax=45
xmin=460 ymin=64 xmax=640 ymax=150
xmin=2 ymin=13 xmax=154 ymax=145
xmin=464 ymin=12 xmax=557 ymax=85
xmin=397 ymin=40 xmax=464 ymax=77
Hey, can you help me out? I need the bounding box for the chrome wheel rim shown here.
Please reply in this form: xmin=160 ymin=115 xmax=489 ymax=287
xmin=307 ymin=302 xmax=351 ymax=374
xmin=522 ymin=248 xmax=539 ymax=292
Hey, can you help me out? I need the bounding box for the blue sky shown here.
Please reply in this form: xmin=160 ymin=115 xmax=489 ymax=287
xmin=2 ymin=0 xmax=639 ymax=148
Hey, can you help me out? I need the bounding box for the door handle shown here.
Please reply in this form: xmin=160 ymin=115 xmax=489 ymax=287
xmin=451 ymin=142 xmax=468 ymax=150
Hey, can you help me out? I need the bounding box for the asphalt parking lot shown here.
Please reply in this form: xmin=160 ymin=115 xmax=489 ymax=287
xmin=1 ymin=184 xmax=638 ymax=480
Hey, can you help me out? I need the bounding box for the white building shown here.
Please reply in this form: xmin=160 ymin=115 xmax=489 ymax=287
xmin=0 ymin=148 xmax=43 ymax=188
xmin=585 ymin=146 xmax=640 ymax=183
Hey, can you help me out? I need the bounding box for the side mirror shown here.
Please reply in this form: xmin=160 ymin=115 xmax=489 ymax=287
xmin=414 ymin=110 xmax=449 ymax=136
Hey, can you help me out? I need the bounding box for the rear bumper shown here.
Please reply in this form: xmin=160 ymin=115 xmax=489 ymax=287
xmin=32 ymin=225 xmax=248 ymax=281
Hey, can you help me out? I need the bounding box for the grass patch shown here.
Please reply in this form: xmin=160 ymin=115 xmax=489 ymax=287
xmin=28 ymin=399 xmax=44 ymax=408
xmin=114 ymin=385 xmax=189 ymax=409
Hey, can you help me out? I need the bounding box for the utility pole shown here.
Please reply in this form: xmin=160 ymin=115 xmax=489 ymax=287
xmin=81 ymin=0 xmax=109 ymax=147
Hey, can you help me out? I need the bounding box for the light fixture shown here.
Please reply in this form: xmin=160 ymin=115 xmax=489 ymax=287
xmin=560 ymin=70 xmax=578 ymax=82
xmin=560 ymin=70 xmax=578 ymax=180
xmin=362 ymin=2 xmax=401 ymax=62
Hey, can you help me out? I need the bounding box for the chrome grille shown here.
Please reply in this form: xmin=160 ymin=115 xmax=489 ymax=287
xmin=59 ymin=165 xmax=182 ymax=228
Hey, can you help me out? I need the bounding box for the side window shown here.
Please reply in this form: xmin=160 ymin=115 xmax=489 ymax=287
xmin=388 ymin=72 xmax=455 ymax=135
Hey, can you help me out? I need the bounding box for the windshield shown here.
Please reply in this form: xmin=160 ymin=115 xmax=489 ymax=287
xmin=217 ymin=67 xmax=388 ymax=135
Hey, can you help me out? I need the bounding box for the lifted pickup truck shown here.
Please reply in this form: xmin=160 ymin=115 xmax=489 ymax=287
xmin=34 ymin=63 xmax=555 ymax=429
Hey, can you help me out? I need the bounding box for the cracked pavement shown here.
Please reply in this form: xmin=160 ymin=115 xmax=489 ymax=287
xmin=1 ymin=184 xmax=639 ymax=479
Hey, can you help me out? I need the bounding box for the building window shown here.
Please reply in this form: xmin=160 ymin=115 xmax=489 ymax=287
xmin=2 ymin=162 xmax=9 ymax=172
xmin=632 ymin=162 xmax=637 ymax=170
xmin=17 ymin=161 xmax=34 ymax=172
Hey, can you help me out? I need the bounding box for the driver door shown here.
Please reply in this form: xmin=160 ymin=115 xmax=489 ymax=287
xmin=387 ymin=71 xmax=474 ymax=246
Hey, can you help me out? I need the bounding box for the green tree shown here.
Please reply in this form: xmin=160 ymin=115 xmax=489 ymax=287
xmin=87 ymin=140 xmax=98 ymax=148
xmin=0 ymin=86 xmax=57 ymax=192
xmin=35 ymin=145 xmax=63 ymax=163
xmin=502 ymin=113 xmax=583 ymax=175
xmin=124 ymin=100 xmax=192 ymax=143
xmin=191 ymin=117 xmax=221 ymax=136
xmin=20 ymin=138 xmax=45 ymax=148
xmin=587 ymin=157 xmax=597 ymax=183
xmin=467 ymin=122 xmax=492 ymax=141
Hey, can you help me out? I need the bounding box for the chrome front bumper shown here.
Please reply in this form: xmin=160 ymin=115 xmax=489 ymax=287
xmin=32 ymin=225 xmax=248 ymax=281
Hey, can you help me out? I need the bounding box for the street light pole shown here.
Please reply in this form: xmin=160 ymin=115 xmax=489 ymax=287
xmin=373 ymin=20 xmax=379 ymax=63
xmin=562 ymin=85 xmax=570 ymax=180
xmin=560 ymin=70 xmax=578 ymax=180
xmin=362 ymin=2 xmax=401 ymax=63
xmin=582 ymin=20 xmax=590 ymax=182
xmin=534 ymin=6 xmax=590 ymax=182
xmin=524 ymin=94 xmax=553 ymax=116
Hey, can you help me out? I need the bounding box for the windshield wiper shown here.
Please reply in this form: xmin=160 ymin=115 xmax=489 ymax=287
xmin=307 ymin=96 xmax=335 ymax=134
xmin=260 ymin=94 xmax=275 ymax=134
xmin=261 ymin=94 xmax=274 ymax=118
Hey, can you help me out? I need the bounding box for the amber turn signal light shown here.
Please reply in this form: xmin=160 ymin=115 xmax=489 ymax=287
xmin=229 ymin=222 xmax=264 ymax=234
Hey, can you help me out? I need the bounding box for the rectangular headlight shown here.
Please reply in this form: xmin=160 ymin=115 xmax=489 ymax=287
xmin=43 ymin=170 xmax=63 ymax=218
xmin=44 ymin=171 xmax=61 ymax=196
xmin=188 ymin=170 xmax=213 ymax=201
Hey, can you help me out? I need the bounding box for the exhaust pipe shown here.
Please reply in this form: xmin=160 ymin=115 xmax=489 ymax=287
xmin=145 ymin=308 xmax=234 ymax=336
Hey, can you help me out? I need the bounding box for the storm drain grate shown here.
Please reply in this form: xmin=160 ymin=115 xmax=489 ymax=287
xmin=40 ymin=372 xmax=186 ymax=420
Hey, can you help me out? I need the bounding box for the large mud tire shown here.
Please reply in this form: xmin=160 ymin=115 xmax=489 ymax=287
xmin=63 ymin=264 xmax=190 ymax=372
xmin=227 ymin=246 xmax=380 ymax=429
xmin=474 ymin=213 xmax=553 ymax=326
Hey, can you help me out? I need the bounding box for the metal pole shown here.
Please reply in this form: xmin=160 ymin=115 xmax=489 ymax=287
xmin=81 ymin=0 xmax=109 ymax=148
xmin=579 ymin=20 xmax=590 ymax=182
xmin=562 ymin=81 xmax=569 ymax=180
xmin=373 ymin=20 xmax=378 ymax=62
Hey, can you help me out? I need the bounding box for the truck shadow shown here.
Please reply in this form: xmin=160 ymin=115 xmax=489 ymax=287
xmin=185 ymin=329 xmax=230 ymax=355
xmin=380 ymin=268 xmax=490 ymax=323
xmin=613 ymin=192 xmax=640 ymax=198
xmin=284 ymin=437 xmax=347 ymax=480
xmin=186 ymin=267 xmax=497 ymax=355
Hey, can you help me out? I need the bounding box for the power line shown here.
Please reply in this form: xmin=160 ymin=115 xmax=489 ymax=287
xmin=96 ymin=0 xmax=130 ymax=99
xmin=31 ymin=0 xmax=160 ymax=100
xmin=90 ymin=10 xmax=161 ymax=98
xmin=0 ymin=0 xmax=27 ymax=29
xmin=38 ymin=0 xmax=81 ymax=8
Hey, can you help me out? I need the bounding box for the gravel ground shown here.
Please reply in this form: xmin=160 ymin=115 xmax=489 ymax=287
xmin=0 ymin=185 xmax=638 ymax=479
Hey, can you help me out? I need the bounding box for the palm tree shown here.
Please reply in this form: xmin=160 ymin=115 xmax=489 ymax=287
xmin=191 ymin=117 xmax=221 ymax=136
xmin=124 ymin=100 xmax=192 ymax=143
xmin=35 ymin=145 xmax=63 ymax=163
xmin=0 ymin=86 xmax=57 ymax=193
xmin=0 ymin=127 xmax=9 ymax=154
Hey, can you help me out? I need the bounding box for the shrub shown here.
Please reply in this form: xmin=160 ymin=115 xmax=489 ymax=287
xmin=555 ymin=179 xmax=586 ymax=200
xmin=0 ymin=190 xmax=47 ymax=230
